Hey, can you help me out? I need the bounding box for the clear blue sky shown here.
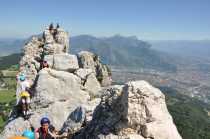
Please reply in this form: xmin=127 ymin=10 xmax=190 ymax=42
xmin=0 ymin=0 xmax=209 ymax=40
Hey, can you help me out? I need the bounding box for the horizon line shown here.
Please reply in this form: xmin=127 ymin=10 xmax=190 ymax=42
xmin=0 ymin=34 xmax=209 ymax=42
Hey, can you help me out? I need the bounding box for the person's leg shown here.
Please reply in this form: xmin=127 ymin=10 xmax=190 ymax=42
xmin=26 ymin=97 xmax=30 ymax=104
xmin=16 ymin=100 xmax=22 ymax=117
xmin=22 ymin=104 xmax=26 ymax=116
xmin=26 ymin=97 xmax=30 ymax=115
xmin=21 ymin=98 xmax=27 ymax=116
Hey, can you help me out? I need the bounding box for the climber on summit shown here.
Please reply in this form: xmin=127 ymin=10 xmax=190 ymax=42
xmin=49 ymin=23 xmax=54 ymax=32
xmin=53 ymin=23 xmax=61 ymax=40
xmin=35 ymin=117 xmax=57 ymax=139
xmin=56 ymin=23 xmax=60 ymax=29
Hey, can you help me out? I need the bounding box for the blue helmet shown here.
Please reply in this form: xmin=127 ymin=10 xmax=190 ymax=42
xmin=40 ymin=117 xmax=50 ymax=125
xmin=22 ymin=130 xmax=35 ymax=139
xmin=19 ymin=75 xmax=26 ymax=81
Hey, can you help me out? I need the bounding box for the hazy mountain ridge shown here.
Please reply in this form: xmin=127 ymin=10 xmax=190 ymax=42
xmin=0 ymin=39 xmax=25 ymax=56
xmin=70 ymin=35 xmax=177 ymax=72
xmin=0 ymin=35 xmax=177 ymax=72
xmin=1 ymin=36 xmax=209 ymax=72
xmin=2 ymin=37 xmax=210 ymax=59
xmin=150 ymin=40 xmax=210 ymax=60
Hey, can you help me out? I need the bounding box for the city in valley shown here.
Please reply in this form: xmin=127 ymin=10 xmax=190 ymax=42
xmin=112 ymin=56 xmax=210 ymax=103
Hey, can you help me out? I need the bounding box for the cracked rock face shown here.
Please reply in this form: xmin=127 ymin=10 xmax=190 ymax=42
xmin=1 ymin=26 xmax=103 ymax=139
xmin=1 ymin=68 xmax=100 ymax=139
xmin=73 ymin=81 xmax=182 ymax=139
xmin=19 ymin=37 xmax=44 ymax=82
xmin=44 ymin=54 xmax=79 ymax=72
xmin=77 ymin=51 xmax=112 ymax=87
xmin=18 ymin=26 xmax=70 ymax=82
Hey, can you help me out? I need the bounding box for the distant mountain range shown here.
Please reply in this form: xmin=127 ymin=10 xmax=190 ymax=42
xmin=0 ymin=39 xmax=25 ymax=56
xmin=2 ymin=35 xmax=210 ymax=72
xmin=150 ymin=40 xmax=210 ymax=60
xmin=70 ymin=35 xmax=177 ymax=72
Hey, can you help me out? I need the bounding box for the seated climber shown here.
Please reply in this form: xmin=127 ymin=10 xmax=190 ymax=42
xmin=19 ymin=91 xmax=31 ymax=119
xmin=42 ymin=60 xmax=49 ymax=69
xmin=35 ymin=117 xmax=57 ymax=139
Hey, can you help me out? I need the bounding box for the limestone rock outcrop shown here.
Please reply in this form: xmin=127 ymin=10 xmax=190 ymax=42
xmin=73 ymin=81 xmax=182 ymax=139
xmin=18 ymin=25 xmax=70 ymax=83
xmin=1 ymin=67 xmax=100 ymax=139
xmin=19 ymin=37 xmax=44 ymax=82
xmin=43 ymin=27 xmax=69 ymax=54
xmin=0 ymin=25 xmax=182 ymax=139
xmin=84 ymin=73 xmax=101 ymax=98
xmin=60 ymin=106 xmax=86 ymax=135
xmin=35 ymin=69 xmax=89 ymax=103
xmin=0 ymin=25 xmax=104 ymax=139
xmin=74 ymin=68 xmax=93 ymax=80
xmin=44 ymin=54 xmax=79 ymax=72
xmin=78 ymin=51 xmax=112 ymax=87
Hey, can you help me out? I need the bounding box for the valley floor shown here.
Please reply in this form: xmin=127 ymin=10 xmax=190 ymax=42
xmin=111 ymin=65 xmax=210 ymax=139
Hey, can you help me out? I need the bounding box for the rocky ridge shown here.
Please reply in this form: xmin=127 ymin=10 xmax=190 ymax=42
xmin=0 ymin=25 xmax=181 ymax=139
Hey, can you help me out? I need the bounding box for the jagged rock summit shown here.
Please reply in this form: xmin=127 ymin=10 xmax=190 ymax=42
xmin=0 ymin=25 xmax=182 ymax=139
xmin=74 ymin=81 xmax=182 ymax=139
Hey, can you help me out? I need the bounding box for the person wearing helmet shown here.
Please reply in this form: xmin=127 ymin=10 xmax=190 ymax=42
xmin=22 ymin=130 xmax=35 ymax=139
xmin=42 ymin=60 xmax=49 ymax=69
xmin=20 ymin=76 xmax=31 ymax=92
xmin=35 ymin=117 xmax=57 ymax=139
xmin=16 ymin=74 xmax=31 ymax=104
xmin=20 ymin=91 xmax=31 ymax=119
xmin=16 ymin=73 xmax=25 ymax=104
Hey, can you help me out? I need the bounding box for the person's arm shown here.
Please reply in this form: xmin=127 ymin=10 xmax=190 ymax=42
xmin=35 ymin=129 xmax=39 ymax=139
xmin=27 ymin=80 xmax=32 ymax=88
xmin=49 ymin=125 xmax=58 ymax=134
xmin=16 ymin=75 xmax=19 ymax=81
